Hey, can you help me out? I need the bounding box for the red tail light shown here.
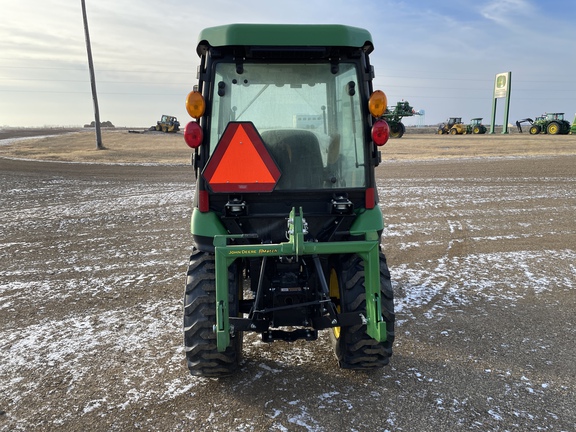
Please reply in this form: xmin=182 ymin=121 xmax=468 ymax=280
xmin=198 ymin=190 xmax=209 ymax=212
xmin=184 ymin=121 xmax=203 ymax=148
xmin=365 ymin=187 xmax=375 ymax=209
xmin=371 ymin=120 xmax=390 ymax=146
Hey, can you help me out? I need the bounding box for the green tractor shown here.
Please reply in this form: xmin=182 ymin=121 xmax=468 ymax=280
xmin=529 ymin=113 xmax=571 ymax=135
xmin=383 ymin=100 xmax=416 ymax=138
xmin=467 ymin=118 xmax=487 ymax=134
xmin=181 ymin=24 xmax=395 ymax=377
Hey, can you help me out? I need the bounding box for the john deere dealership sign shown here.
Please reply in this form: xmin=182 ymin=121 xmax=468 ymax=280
xmin=494 ymin=72 xmax=509 ymax=99
xmin=490 ymin=71 xmax=512 ymax=134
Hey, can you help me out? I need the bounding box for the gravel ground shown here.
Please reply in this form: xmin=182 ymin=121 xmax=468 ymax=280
xmin=1 ymin=131 xmax=575 ymax=431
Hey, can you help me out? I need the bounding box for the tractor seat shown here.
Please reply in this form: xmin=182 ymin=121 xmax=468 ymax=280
xmin=261 ymin=129 xmax=325 ymax=190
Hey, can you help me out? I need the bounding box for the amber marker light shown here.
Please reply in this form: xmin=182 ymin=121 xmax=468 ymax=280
xmin=368 ymin=90 xmax=387 ymax=118
xmin=185 ymin=91 xmax=205 ymax=119
xmin=372 ymin=119 xmax=390 ymax=146
xmin=184 ymin=121 xmax=203 ymax=148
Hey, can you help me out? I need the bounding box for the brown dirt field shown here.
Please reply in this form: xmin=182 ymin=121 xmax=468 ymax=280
xmin=0 ymin=129 xmax=187 ymax=165
xmin=1 ymin=128 xmax=575 ymax=163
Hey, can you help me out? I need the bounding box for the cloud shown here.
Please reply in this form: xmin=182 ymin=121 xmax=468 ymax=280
xmin=480 ymin=0 xmax=535 ymax=26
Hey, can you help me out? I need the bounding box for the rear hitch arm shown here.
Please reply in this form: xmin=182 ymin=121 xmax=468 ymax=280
xmin=213 ymin=207 xmax=387 ymax=351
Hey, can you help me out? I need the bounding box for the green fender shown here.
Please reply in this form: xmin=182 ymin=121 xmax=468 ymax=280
xmin=350 ymin=206 xmax=384 ymax=241
xmin=190 ymin=208 xmax=228 ymax=237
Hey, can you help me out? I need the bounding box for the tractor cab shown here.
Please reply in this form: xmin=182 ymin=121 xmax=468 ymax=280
xmin=184 ymin=24 xmax=390 ymax=249
xmin=205 ymin=62 xmax=367 ymax=191
xmin=546 ymin=113 xmax=565 ymax=121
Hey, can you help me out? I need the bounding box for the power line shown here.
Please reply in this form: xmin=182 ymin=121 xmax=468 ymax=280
xmin=0 ymin=65 xmax=195 ymax=74
xmin=0 ymin=88 xmax=572 ymax=101
xmin=1 ymin=65 xmax=573 ymax=85
xmin=1 ymin=78 xmax=191 ymax=85
xmin=0 ymin=89 xmax=185 ymax=95
xmin=2 ymin=64 xmax=574 ymax=83
xmin=3 ymin=76 xmax=572 ymax=91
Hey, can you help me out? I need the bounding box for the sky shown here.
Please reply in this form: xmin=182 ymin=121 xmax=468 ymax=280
xmin=1 ymin=0 xmax=575 ymax=128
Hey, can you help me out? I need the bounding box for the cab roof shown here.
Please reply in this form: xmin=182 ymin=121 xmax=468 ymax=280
xmin=196 ymin=24 xmax=374 ymax=57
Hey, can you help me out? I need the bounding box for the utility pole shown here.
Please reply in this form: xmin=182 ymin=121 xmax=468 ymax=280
xmin=81 ymin=0 xmax=104 ymax=150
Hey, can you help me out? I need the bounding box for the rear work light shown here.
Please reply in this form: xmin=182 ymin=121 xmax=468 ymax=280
xmin=185 ymin=91 xmax=205 ymax=119
xmin=371 ymin=119 xmax=390 ymax=146
xmin=184 ymin=121 xmax=203 ymax=148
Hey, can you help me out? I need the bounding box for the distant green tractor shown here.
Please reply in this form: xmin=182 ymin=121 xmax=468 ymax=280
xmin=467 ymin=118 xmax=487 ymax=134
xmin=529 ymin=113 xmax=571 ymax=135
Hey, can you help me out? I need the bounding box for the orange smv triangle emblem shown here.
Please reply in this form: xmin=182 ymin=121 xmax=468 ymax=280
xmin=202 ymin=122 xmax=281 ymax=193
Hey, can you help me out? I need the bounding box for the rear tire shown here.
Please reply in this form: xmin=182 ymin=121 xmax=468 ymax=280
xmin=329 ymin=253 xmax=395 ymax=369
xmin=547 ymin=122 xmax=560 ymax=135
xmin=183 ymin=248 xmax=243 ymax=377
